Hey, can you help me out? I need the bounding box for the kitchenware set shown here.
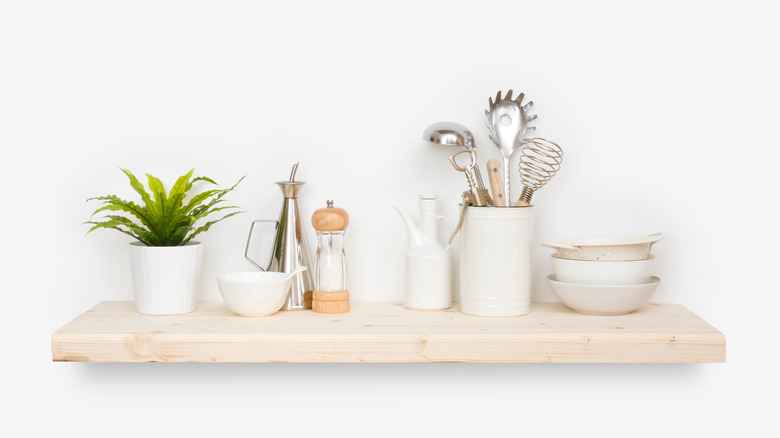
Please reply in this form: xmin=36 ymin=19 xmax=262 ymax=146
xmin=214 ymin=89 xmax=662 ymax=318
xmin=417 ymin=90 xmax=564 ymax=316
xmin=544 ymin=234 xmax=665 ymax=315
xmin=424 ymin=90 xmax=563 ymax=232
xmin=228 ymin=163 xmax=353 ymax=316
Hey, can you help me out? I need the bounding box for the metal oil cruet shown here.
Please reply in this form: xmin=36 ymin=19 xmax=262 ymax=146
xmin=245 ymin=162 xmax=314 ymax=310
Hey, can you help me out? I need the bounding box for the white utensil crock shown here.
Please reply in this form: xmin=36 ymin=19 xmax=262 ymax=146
xmin=128 ymin=241 xmax=203 ymax=315
xmin=459 ymin=206 xmax=533 ymax=316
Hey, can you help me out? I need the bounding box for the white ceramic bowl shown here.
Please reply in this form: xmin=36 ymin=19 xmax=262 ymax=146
xmin=541 ymin=233 xmax=663 ymax=260
xmin=546 ymin=274 xmax=660 ymax=315
xmin=551 ymin=255 xmax=655 ymax=285
xmin=217 ymin=268 xmax=305 ymax=317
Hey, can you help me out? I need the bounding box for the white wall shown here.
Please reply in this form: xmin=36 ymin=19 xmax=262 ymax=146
xmin=2 ymin=0 xmax=777 ymax=436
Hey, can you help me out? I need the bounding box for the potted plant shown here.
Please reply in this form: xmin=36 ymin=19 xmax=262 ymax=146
xmin=86 ymin=168 xmax=244 ymax=315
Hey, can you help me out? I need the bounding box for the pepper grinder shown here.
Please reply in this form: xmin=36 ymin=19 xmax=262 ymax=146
xmin=311 ymin=200 xmax=350 ymax=314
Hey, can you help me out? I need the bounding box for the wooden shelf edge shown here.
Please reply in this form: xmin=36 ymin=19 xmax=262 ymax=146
xmin=51 ymin=301 xmax=725 ymax=364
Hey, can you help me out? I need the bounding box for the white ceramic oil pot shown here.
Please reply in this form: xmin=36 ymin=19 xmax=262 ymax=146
xmin=394 ymin=194 xmax=452 ymax=310
xmin=459 ymin=205 xmax=533 ymax=316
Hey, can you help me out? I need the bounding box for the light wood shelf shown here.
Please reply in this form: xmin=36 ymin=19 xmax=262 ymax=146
xmin=51 ymin=302 xmax=725 ymax=363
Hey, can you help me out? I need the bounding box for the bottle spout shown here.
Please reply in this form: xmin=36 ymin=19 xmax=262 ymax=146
xmin=393 ymin=205 xmax=427 ymax=248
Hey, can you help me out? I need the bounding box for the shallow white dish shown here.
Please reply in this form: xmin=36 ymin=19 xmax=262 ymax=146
xmin=541 ymin=233 xmax=664 ymax=260
xmin=546 ymin=274 xmax=660 ymax=315
xmin=551 ymin=255 xmax=655 ymax=285
xmin=217 ymin=267 xmax=305 ymax=317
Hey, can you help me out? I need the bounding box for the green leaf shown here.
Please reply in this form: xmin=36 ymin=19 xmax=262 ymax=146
xmin=103 ymin=215 xmax=161 ymax=245
xmin=84 ymin=219 xmax=155 ymax=246
xmin=187 ymin=175 xmax=218 ymax=192
xmin=182 ymin=210 xmax=244 ymax=244
xmin=197 ymin=205 xmax=242 ymax=219
xmin=120 ymin=168 xmax=154 ymax=211
xmin=187 ymin=175 xmax=246 ymax=218
xmin=169 ymin=224 xmax=193 ymax=245
xmin=119 ymin=168 xmax=163 ymax=239
xmin=163 ymin=215 xmax=194 ymax=246
xmin=146 ymin=173 xmax=170 ymax=242
xmin=86 ymin=169 xmax=245 ymax=246
xmin=182 ymin=189 xmax=222 ymax=215
xmin=88 ymin=195 xmax=154 ymax=231
xmin=170 ymin=169 xmax=194 ymax=212
xmin=216 ymin=175 xmax=246 ymax=201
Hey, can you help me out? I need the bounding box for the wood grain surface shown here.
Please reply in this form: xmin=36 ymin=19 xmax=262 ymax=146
xmin=51 ymin=302 xmax=725 ymax=363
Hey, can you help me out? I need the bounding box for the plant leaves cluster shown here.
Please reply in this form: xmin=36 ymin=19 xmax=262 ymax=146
xmin=86 ymin=168 xmax=245 ymax=246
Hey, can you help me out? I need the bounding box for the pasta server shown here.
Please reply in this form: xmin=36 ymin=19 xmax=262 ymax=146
xmin=485 ymin=90 xmax=537 ymax=202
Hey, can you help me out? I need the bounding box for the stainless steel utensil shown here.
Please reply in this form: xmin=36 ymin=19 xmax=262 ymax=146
xmin=244 ymin=162 xmax=315 ymax=310
xmin=485 ymin=90 xmax=537 ymax=202
xmin=446 ymin=149 xmax=492 ymax=245
xmin=423 ymin=121 xmax=486 ymax=191
xmin=514 ymin=138 xmax=563 ymax=206
xmin=449 ymin=149 xmax=490 ymax=207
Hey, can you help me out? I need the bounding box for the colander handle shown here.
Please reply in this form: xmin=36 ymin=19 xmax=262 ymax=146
xmin=540 ymin=242 xmax=580 ymax=251
xmin=647 ymin=233 xmax=665 ymax=243
xmin=540 ymin=242 xmax=583 ymax=258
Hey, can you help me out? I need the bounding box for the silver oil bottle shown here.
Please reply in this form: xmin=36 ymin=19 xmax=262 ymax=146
xmin=245 ymin=163 xmax=314 ymax=310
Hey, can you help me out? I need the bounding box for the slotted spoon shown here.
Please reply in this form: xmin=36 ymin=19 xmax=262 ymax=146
xmin=485 ymin=90 xmax=537 ymax=202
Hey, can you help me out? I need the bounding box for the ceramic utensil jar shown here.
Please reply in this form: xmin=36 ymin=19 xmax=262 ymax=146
xmin=459 ymin=206 xmax=533 ymax=316
xmin=311 ymin=200 xmax=350 ymax=314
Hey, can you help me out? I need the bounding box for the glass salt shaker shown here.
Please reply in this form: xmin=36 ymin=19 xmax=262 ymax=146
xmin=311 ymin=200 xmax=350 ymax=314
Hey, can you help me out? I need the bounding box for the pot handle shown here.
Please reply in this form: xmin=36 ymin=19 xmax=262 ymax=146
xmin=437 ymin=215 xmax=454 ymax=251
xmin=245 ymin=219 xmax=279 ymax=271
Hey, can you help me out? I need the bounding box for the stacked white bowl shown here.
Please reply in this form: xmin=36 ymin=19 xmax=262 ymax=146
xmin=541 ymin=234 xmax=664 ymax=315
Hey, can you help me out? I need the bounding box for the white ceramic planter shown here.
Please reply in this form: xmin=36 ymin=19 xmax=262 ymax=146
xmin=128 ymin=241 xmax=203 ymax=315
xmin=459 ymin=206 xmax=533 ymax=316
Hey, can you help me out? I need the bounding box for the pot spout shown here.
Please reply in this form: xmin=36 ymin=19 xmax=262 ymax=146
xmin=393 ymin=205 xmax=428 ymax=248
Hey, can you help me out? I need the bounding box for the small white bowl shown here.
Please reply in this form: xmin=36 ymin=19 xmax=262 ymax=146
xmin=551 ymin=255 xmax=655 ymax=285
xmin=541 ymin=233 xmax=664 ymax=260
xmin=546 ymin=274 xmax=660 ymax=315
xmin=217 ymin=267 xmax=305 ymax=317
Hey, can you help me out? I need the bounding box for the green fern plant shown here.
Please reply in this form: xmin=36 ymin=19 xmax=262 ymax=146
xmin=85 ymin=168 xmax=245 ymax=246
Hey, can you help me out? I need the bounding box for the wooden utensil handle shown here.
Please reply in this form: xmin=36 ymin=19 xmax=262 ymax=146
xmin=515 ymin=199 xmax=530 ymax=207
xmin=486 ymin=159 xmax=507 ymax=206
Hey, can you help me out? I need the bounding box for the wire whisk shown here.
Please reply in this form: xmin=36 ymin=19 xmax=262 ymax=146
xmin=515 ymin=138 xmax=563 ymax=206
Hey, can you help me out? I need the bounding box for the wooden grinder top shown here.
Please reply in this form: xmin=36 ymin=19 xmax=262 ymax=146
xmin=311 ymin=200 xmax=349 ymax=232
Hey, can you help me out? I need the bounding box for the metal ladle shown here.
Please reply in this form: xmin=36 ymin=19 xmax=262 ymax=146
xmin=422 ymin=121 xmax=486 ymax=191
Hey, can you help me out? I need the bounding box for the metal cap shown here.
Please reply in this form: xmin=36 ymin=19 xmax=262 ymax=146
xmin=276 ymin=181 xmax=306 ymax=198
